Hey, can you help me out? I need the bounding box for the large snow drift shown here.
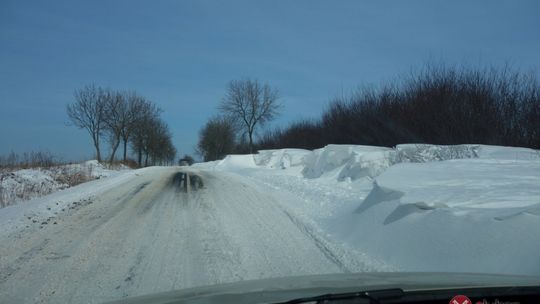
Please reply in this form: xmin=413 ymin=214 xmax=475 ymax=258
xmin=196 ymin=144 xmax=540 ymax=275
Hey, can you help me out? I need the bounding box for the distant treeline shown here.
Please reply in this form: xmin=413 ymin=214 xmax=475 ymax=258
xmin=256 ymin=64 xmax=540 ymax=151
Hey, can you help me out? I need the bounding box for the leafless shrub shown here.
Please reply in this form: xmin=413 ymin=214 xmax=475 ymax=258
xmin=257 ymin=64 xmax=540 ymax=150
xmin=0 ymin=151 xmax=60 ymax=169
xmin=52 ymin=167 xmax=93 ymax=187
xmin=256 ymin=120 xmax=325 ymax=150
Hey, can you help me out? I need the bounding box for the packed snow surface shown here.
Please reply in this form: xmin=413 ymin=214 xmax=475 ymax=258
xmin=0 ymin=167 xmax=388 ymax=303
xmin=1 ymin=144 xmax=539 ymax=303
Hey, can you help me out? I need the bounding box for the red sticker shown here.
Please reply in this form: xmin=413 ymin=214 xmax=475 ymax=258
xmin=450 ymin=295 xmax=472 ymax=304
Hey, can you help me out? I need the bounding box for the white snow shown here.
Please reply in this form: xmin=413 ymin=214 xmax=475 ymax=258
xmin=0 ymin=169 xmax=66 ymax=206
xmin=0 ymin=160 xmax=128 ymax=208
xmin=215 ymin=154 xmax=258 ymax=170
xmin=254 ymin=148 xmax=311 ymax=170
xmin=0 ymin=167 xmax=139 ymax=240
xmin=196 ymin=144 xmax=540 ymax=276
xmin=0 ymin=167 xmax=388 ymax=303
xmin=1 ymin=144 xmax=539 ymax=303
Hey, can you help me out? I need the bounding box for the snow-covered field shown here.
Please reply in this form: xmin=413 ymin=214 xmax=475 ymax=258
xmin=195 ymin=144 xmax=540 ymax=275
xmin=0 ymin=160 xmax=127 ymax=208
xmin=1 ymin=144 xmax=539 ymax=303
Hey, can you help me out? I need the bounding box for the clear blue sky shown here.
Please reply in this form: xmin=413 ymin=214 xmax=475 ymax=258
xmin=1 ymin=0 xmax=539 ymax=161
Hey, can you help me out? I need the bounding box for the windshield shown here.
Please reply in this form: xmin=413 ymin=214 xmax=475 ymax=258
xmin=1 ymin=1 xmax=539 ymax=304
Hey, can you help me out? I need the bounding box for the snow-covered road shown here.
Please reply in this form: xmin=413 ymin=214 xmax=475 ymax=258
xmin=0 ymin=167 xmax=380 ymax=304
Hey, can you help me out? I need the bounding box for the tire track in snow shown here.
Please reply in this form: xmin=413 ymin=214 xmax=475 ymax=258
xmin=1 ymin=167 xmax=389 ymax=304
xmin=281 ymin=209 xmax=351 ymax=273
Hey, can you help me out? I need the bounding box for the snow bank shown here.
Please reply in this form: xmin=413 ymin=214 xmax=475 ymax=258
xmin=301 ymin=145 xmax=393 ymax=181
xmin=214 ymin=155 xmax=258 ymax=171
xmin=394 ymin=144 xmax=479 ymax=162
xmin=0 ymin=169 xmax=66 ymax=207
xmin=210 ymin=150 xmax=313 ymax=172
xmin=328 ymin=144 xmax=482 ymax=182
xmin=475 ymin=145 xmax=540 ymax=160
xmin=0 ymin=161 xmax=129 ymax=208
xmin=0 ymin=167 xmax=142 ymax=239
xmin=371 ymin=159 xmax=540 ymax=210
xmin=212 ymin=144 xmax=495 ymax=182
xmin=254 ymin=149 xmax=311 ymax=169
xmin=207 ymin=143 xmax=540 ymax=275
xmin=333 ymin=156 xmax=540 ymax=274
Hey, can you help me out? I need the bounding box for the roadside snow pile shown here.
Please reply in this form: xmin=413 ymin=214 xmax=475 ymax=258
xmin=62 ymin=160 xmax=121 ymax=179
xmin=0 ymin=169 xmax=65 ymax=208
xmin=212 ymin=150 xmax=311 ymax=172
xmin=254 ymin=149 xmax=311 ymax=170
xmin=214 ymin=154 xmax=258 ymax=171
xmin=368 ymin=158 xmax=540 ymax=211
xmin=475 ymin=145 xmax=540 ymax=160
xmin=333 ymin=155 xmax=540 ymax=275
xmin=393 ymin=143 xmax=479 ymax=162
xmin=242 ymin=144 xmax=482 ymax=182
xmin=208 ymin=144 xmax=540 ymax=275
xmin=307 ymin=144 xmax=483 ymax=182
xmin=0 ymin=166 xmax=143 ymax=239
xmin=0 ymin=161 xmax=128 ymax=208
xmin=302 ymin=145 xmax=393 ymax=181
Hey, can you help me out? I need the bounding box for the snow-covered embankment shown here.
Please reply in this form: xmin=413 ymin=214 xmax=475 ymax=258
xmin=195 ymin=144 xmax=540 ymax=275
xmin=0 ymin=160 xmax=126 ymax=208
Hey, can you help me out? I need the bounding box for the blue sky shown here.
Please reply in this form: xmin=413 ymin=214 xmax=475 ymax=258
xmin=1 ymin=0 xmax=539 ymax=161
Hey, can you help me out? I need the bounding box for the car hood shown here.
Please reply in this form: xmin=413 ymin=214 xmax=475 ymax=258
xmin=105 ymin=272 xmax=540 ymax=304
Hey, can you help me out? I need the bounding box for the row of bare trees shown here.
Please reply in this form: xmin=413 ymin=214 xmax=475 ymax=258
xmin=197 ymin=79 xmax=280 ymax=161
xmin=257 ymin=64 xmax=540 ymax=150
xmin=67 ymin=85 xmax=176 ymax=166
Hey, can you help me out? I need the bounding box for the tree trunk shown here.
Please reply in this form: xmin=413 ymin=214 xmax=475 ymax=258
xmin=137 ymin=148 xmax=142 ymax=167
xmin=93 ymin=134 xmax=101 ymax=162
xmin=95 ymin=146 xmax=101 ymax=163
xmin=109 ymin=137 xmax=121 ymax=165
xmin=248 ymin=130 xmax=254 ymax=154
xmin=122 ymin=138 xmax=128 ymax=162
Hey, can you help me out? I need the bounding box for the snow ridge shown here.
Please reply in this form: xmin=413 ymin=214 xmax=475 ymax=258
xmin=199 ymin=144 xmax=540 ymax=276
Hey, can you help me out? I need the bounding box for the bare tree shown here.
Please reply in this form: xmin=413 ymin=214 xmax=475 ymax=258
xmin=130 ymin=100 xmax=161 ymax=166
xmin=67 ymin=84 xmax=107 ymax=162
xmin=146 ymin=119 xmax=176 ymax=166
xmin=119 ymin=92 xmax=144 ymax=162
xmin=219 ymin=79 xmax=280 ymax=153
xmin=103 ymin=90 xmax=127 ymax=164
xmin=197 ymin=117 xmax=236 ymax=161
xmin=256 ymin=63 xmax=540 ymax=150
xmin=128 ymin=100 xmax=177 ymax=167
